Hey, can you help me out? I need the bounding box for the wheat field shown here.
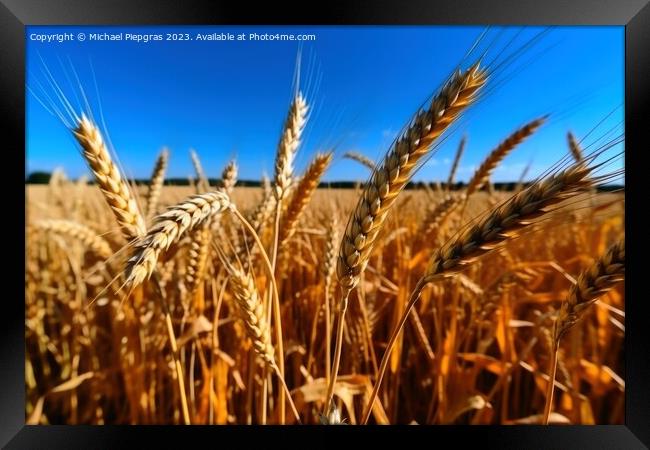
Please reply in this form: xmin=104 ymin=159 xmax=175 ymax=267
xmin=25 ymin=61 xmax=625 ymax=425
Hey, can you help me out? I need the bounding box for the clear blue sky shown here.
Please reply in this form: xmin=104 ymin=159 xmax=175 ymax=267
xmin=26 ymin=26 xmax=624 ymax=183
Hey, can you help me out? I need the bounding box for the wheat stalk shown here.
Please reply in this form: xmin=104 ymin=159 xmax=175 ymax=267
xmin=542 ymin=237 xmax=624 ymax=424
xmin=73 ymin=114 xmax=146 ymax=240
xmin=145 ymin=148 xmax=169 ymax=224
xmin=465 ymin=117 xmax=546 ymax=197
xmin=329 ymin=62 xmax=487 ymax=414
xmin=447 ymin=135 xmax=466 ymax=189
xmin=74 ymin=118 xmax=193 ymax=425
xmin=361 ymin=161 xmax=595 ymax=424
xmin=266 ymin=91 xmax=308 ymax=423
xmin=322 ymin=215 xmax=339 ymax=386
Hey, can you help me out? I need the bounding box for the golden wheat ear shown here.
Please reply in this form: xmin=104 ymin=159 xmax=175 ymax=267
xmin=465 ymin=116 xmax=547 ymax=197
xmin=190 ymin=148 xmax=210 ymax=192
xmin=273 ymin=92 xmax=309 ymax=201
xmin=73 ymin=114 xmax=146 ymax=241
xmin=219 ymin=160 xmax=239 ymax=195
xmin=360 ymin=160 xmax=600 ymax=425
xmin=567 ymin=131 xmax=584 ymax=164
xmin=32 ymin=219 xmax=114 ymax=260
xmin=124 ymin=190 xmax=232 ymax=289
xmin=343 ymin=151 xmax=376 ymax=170
xmin=145 ymin=147 xmax=169 ymax=224
xmin=555 ymin=237 xmax=624 ymax=340
xmin=279 ymin=151 xmax=333 ymax=246
xmin=426 ymin=162 xmax=594 ymax=278
xmin=327 ymin=61 xmax=488 ymax=417
xmin=337 ymin=62 xmax=488 ymax=292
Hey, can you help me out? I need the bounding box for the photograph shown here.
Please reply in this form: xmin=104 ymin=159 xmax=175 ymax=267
xmin=24 ymin=24 xmax=625 ymax=426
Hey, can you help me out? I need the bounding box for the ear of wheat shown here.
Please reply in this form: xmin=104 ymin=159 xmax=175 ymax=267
xmin=238 ymin=176 xmax=276 ymax=261
xmin=249 ymin=186 xmax=275 ymax=234
xmin=343 ymin=151 xmax=376 ymax=170
xmin=567 ymin=131 xmax=584 ymax=164
xmin=465 ymin=116 xmax=546 ymax=197
xmin=555 ymin=237 xmax=624 ymax=340
xmin=224 ymin=263 xmax=276 ymax=367
xmin=220 ymin=160 xmax=238 ymax=195
xmin=323 ymin=215 xmax=339 ymax=293
xmin=328 ymin=62 xmax=487 ymax=416
xmin=185 ymin=224 xmax=211 ymax=308
xmin=273 ymin=93 xmax=308 ymax=201
xmin=73 ymin=114 xmax=146 ymax=240
xmin=361 ymin=161 xmax=596 ymax=424
xmin=542 ymin=236 xmax=624 ymax=425
xmin=32 ymin=219 xmax=113 ymax=260
xmin=217 ymin=252 xmax=302 ymax=423
xmin=279 ymin=152 xmax=333 ymax=246
xmin=125 ymin=191 xmax=231 ymax=289
xmin=427 ymin=163 xmax=592 ymax=278
xmin=337 ymin=63 xmax=487 ymax=291
xmin=190 ymin=149 xmax=210 ymax=193
xmin=419 ymin=194 xmax=466 ymax=243
xmin=145 ymin=148 xmax=169 ymax=224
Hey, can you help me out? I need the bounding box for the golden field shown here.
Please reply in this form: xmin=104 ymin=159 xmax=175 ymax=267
xmin=25 ymin=180 xmax=624 ymax=425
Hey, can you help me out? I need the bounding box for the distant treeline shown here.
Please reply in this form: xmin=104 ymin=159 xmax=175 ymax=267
xmin=25 ymin=171 xmax=624 ymax=192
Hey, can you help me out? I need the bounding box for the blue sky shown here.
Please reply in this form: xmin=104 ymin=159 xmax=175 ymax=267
xmin=26 ymin=26 xmax=624 ymax=182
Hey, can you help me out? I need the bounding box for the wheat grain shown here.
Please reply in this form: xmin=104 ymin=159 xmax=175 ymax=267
xmin=466 ymin=117 xmax=546 ymax=197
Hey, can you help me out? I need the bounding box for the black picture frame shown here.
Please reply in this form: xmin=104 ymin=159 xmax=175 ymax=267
xmin=5 ymin=0 xmax=649 ymax=447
